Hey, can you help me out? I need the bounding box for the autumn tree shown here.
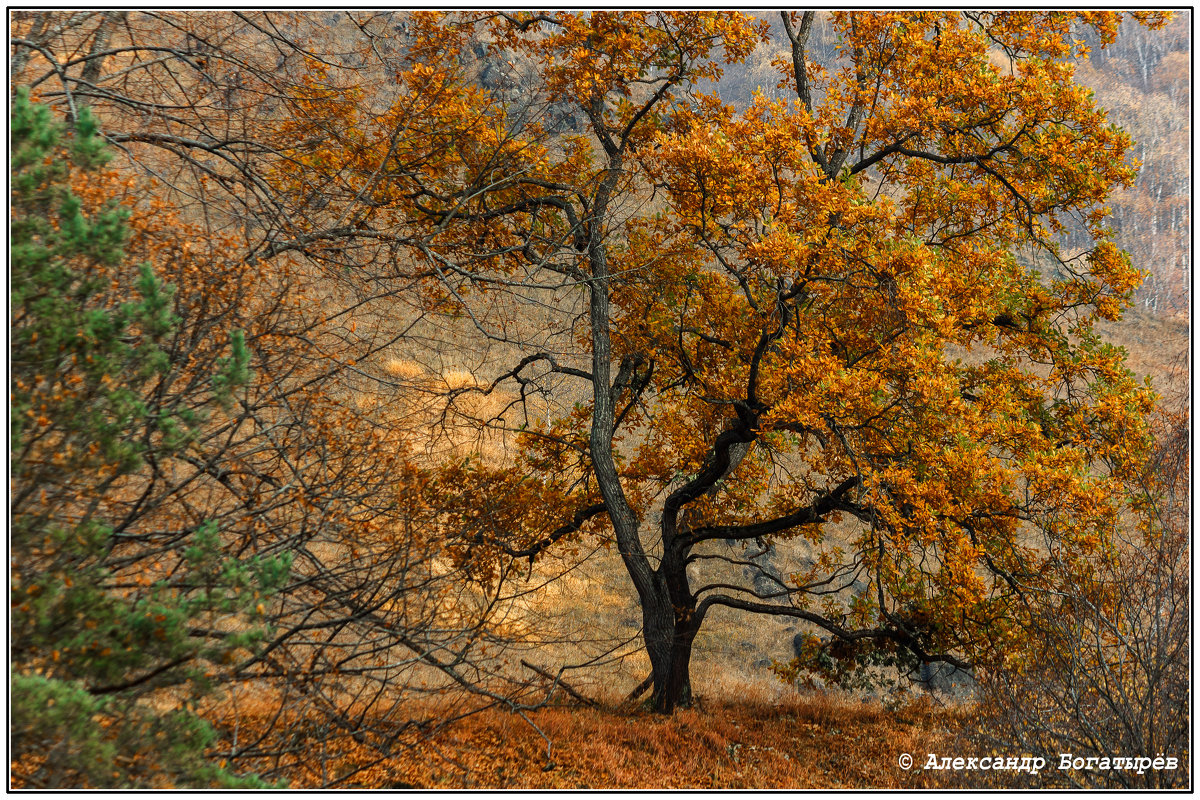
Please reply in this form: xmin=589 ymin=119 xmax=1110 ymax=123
xmin=10 ymin=14 xmax=570 ymax=786
xmin=9 ymin=90 xmax=284 ymax=788
xmin=11 ymin=9 xmax=1175 ymax=732
xmin=350 ymin=10 xmax=1170 ymax=712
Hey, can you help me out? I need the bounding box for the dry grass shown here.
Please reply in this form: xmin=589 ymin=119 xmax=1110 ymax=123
xmin=383 ymin=357 xmax=426 ymax=381
xmin=212 ymin=294 xmax=1187 ymax=791
xmin=230 ymin=690 xmax=967 ymax=789
xmin=1096 ymin=306 xmax=1189 ymax=395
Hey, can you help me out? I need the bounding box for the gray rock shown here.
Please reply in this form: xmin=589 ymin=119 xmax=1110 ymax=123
xmin=792 ymin=632 xmax=807 ymax=660
xmin=911 ymin=661 xmax=978 ymax=698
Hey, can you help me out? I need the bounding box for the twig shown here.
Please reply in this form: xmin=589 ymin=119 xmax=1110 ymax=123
xmin=520 ymin=660 xmax=596 ymax=708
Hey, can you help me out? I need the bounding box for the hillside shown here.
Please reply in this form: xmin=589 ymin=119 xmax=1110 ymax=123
xmin=9 ymin=10 xmax=1189 ymax=790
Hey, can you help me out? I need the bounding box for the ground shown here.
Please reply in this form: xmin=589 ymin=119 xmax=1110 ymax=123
xmin=263 ymin=692 xmax=967 ymax=790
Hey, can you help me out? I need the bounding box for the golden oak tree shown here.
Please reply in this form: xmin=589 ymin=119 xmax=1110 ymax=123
xmin=368 ymin=10 xmax=1167 ymax=712
xmin=11 ymin=10 xmax=1173 ymax=732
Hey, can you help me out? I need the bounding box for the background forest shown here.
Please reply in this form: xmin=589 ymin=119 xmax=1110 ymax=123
xmin=8 ymin=10 xmax=1190 ymax=789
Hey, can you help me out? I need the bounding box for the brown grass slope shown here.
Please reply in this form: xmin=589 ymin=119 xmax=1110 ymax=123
xmin=229 ymin=693 xmax=965 ymax=789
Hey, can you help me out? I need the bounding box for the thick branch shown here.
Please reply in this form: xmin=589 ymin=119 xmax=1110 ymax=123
xmin=695 ymin=594 xmax=972 ymax=669
xmin=663 ymin=425 xmax=757 ymax=519
xmin=682 ymin=475 xmax=862 ymax=547
xmin=780 ymin=10 xmax=828 ymax=175
xmin=780 ymin=10 xmax=816 ymax=113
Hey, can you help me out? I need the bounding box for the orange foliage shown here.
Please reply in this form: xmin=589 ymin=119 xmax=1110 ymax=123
xmin=9 ymin=10 xmax=1184 ymax=785
xmin=374 ymin=10 xmax=1167 ymax=709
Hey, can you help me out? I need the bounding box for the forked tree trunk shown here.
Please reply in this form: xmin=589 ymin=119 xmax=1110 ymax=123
xmin=584 ymin=142 xmax=705 ymax=715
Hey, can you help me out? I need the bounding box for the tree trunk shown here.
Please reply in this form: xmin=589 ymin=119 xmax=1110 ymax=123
xmin=642 ymin=593 xmax=700 ymax=712
xmin=581 ymin=120 xmax=706 ymax=715
xmin=641 ymin=584 xmax=676 ymax=709
xmin=651 ymin=611 xmax=699 ymax=712
xmin=583 ymin=154 xmax=693 ymax=713
xmin=644 ymin=543 xmax=699 ymax=713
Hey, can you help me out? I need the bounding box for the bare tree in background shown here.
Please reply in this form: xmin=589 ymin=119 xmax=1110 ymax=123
xmin=970 ymin=375 xmax=1189 ymax=789
xmin=10 ymin=11 xmax=606 ymax=786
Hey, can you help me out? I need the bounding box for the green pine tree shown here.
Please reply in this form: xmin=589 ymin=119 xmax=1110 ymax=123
xmin=10 ymin=89 xmax=288 ymax=789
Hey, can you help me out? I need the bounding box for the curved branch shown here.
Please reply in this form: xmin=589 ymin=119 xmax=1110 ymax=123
xmin=682 ymin=475 xmax=862 ymax=548
xmin=695 ymin=593 xmax=973 ymax=669
xmin=663 ymin=425 xmax=757 ymax=520
xmin=494 ymin=502 xmax=610 ymax=563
